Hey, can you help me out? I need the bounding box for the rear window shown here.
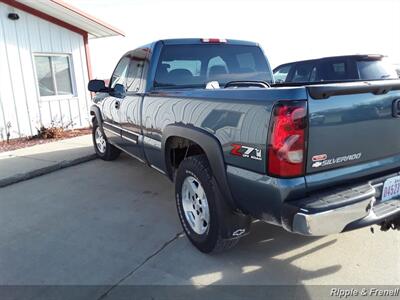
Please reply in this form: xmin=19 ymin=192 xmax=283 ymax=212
xmin=154 ymin=44 xmax=272 ymax=88
xmin=167 ymin=60 xmax=201 ymax=76
xmin=356 ymin=58 xmax=398 ymax=80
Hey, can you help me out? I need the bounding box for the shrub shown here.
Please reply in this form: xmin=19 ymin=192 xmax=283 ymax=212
xmin=35 ymin=120 xmax=73 ymax=139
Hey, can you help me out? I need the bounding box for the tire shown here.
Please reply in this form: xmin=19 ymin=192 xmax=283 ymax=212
xmin=175 ymin=155 xmax=242 ymax=253
xmin=92 ymin=120 xmax=121 ymax=161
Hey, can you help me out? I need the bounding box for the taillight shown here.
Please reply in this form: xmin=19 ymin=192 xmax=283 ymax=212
xmin=267 ymin=101 xmax=307 ymax=178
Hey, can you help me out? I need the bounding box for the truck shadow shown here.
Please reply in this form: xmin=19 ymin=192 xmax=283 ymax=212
xmin=103 ymin=157 xmax=342 ymax=298
xmin=119 ymin=155 xmax=342 ymax=286
xmin=107 ymin=221 xmax=341 ymax=300
xmin=184 ymin=221 xmax=340 ymax=283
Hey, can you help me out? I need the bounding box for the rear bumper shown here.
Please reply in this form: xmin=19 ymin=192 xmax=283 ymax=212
xmin=282 ymin=173 xmax=400 ymax=236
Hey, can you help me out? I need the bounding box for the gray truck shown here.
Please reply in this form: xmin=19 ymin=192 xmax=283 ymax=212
xmin=273 ymin=54 xmax=398 ymax=83
xmin=88 ymin=38 xmax=400 ymax=253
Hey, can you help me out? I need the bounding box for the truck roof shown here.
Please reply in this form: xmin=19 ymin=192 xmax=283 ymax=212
xmin=275 ymin=54 xmax=385 ymax=69
xmin=158 ymin=38 xmax=259 ymax=46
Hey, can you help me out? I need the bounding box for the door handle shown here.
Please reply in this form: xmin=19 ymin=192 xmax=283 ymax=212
xmin=115 ymin=100 xmax=120 ymax=110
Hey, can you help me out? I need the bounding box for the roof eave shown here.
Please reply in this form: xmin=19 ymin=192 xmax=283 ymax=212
xmin=50 ymin=0 xmax=125 ymax=38
xmin=2 ymin=0 xmax=124 ymax=39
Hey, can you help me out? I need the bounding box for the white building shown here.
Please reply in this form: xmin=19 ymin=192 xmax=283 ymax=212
xmin=0 ymin=0 xmax=123 ymax=140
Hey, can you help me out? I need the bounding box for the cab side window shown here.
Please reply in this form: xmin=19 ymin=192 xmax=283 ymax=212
xmin=110 ymin=57 xmax=130 ymax=89
xmin=273 ymin=65 xmax=291 ymax=83
xmin=126 ymin=48 xmax=147 ymax=92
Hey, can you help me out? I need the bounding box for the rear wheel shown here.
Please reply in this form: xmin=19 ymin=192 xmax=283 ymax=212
xmin=92 ymin=120 xmax=121 ymax=161
xmin=175 ymin=155 xmax=243 ymax=253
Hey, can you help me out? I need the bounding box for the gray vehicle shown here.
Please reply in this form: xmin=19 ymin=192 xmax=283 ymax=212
xmin=273 ymin=54 xmax=398 ymax=83
xmin=88 ymin=39 xmax=400 ymax=253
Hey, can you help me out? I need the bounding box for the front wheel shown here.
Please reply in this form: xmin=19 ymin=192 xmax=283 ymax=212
xmin=92 ymin=120 xmax=121 ymax=161
xmin=175 ymin=155 xmax=245 ymax=253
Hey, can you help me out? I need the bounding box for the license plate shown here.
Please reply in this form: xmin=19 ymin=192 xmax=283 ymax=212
xmin=381 ymin=175 xmax=400 ymax=202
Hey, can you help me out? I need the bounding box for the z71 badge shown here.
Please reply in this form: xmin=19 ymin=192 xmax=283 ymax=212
xmin=231 ymin=144 xmax=262 ymax=161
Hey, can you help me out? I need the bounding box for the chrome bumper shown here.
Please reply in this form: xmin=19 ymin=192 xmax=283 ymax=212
xmin=293 ymin=197 xmax=373 ymax=235
xmin=282 ymin=178 xmax=400 ymax=236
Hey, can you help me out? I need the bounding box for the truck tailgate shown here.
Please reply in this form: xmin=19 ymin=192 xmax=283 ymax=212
xmin=306 ymin=80 xmax=400 ymax=174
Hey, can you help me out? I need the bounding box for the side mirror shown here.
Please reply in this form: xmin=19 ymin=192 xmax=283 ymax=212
xmin=112 ymin=83 xmax=126 ymax=99
xmin=88 ymin=79 xmax=106 ymax=92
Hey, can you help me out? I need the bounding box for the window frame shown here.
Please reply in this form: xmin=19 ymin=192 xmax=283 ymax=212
xmin=33 ymin=53 xmax=76 ymax=100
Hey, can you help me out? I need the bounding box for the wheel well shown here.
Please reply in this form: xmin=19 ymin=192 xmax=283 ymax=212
xmin=165 ymin=136 xmax=206 ymax=179
xmin=90 ymin=107 xmax=103 ymax=124
xmin=90 ymin=110 xmax=96 ymax=123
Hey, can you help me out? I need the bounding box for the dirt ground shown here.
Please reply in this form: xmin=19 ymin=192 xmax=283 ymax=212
xmin=0 ymin=128 xmax=91 ymax=153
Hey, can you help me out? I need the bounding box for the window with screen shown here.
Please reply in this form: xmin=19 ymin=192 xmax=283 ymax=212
xmin=34 ymin=55 xmax=74 ymax=97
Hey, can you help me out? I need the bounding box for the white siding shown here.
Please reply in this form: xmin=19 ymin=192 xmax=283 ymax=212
xmin=0 ymin=2 xmax=91 ymax=140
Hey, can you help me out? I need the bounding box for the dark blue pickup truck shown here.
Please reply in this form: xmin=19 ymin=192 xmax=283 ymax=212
xmin=88 ymin=39 xmax=400 ymax=253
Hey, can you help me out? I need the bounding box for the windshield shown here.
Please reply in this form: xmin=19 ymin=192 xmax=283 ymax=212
xmin=154 ymin=44 xmax=272 ymax=88
xmin=356 ymin=58 xmax=398 ymax=80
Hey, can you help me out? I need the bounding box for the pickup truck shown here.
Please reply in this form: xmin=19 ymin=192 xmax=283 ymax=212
xmin=273 ymin=54 xmax=398 ymax=83
xmin=88 ymin=39 xmax=400 ymax=253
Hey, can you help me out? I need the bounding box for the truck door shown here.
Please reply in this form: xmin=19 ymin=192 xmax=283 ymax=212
xmin=118 ymin=48 xmax=148 ymax=161
xmin=102 ymin=56 xmax=130 ymax=145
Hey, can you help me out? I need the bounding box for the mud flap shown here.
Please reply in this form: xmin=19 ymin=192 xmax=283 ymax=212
xmin=213 ymin=177 xmax=252 ymax=240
